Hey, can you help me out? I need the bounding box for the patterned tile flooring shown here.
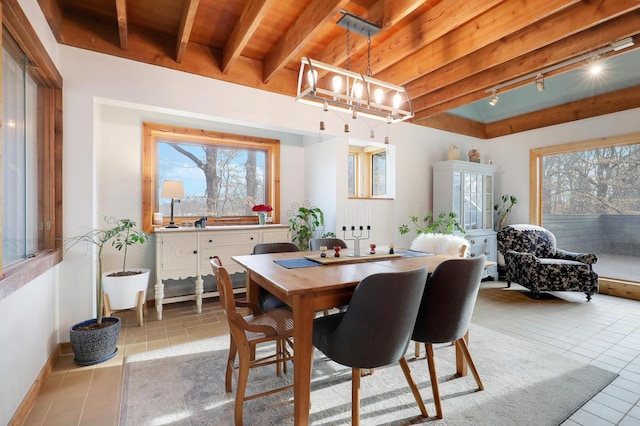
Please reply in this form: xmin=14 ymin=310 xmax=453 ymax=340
xmin=24 ymin=280 xmax=640 ymax=425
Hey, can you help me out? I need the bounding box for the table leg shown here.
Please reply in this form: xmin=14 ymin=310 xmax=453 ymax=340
xmin=456 ymin=331 xmax=469 ymax=376
xmin=293 ymin=294 xmax=315 ymax=426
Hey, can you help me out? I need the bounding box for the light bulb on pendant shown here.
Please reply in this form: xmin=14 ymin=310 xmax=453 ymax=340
xmin=353 ymin=82 xmax=364 ymax=99
xmin=374 ymin=88 xmax=384 ymax=104
xmin=392 ymin=92 xmax=402 ymax=109
xmin=332 ymin=75 xmax=343 ymax=94
xmin=307 ymin=69 xmax=318 ymax=88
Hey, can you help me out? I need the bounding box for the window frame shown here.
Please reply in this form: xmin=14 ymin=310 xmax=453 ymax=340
xmin=141 ymin=122 xmax=281 ymax=233
xmin=530 ymin=131 xmax=640 ymax=296
xmin=0 ymin=0 xmax=63 ymax=301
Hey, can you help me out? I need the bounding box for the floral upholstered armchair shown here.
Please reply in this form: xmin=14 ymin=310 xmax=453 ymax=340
xmin=497 ymin=224 xmax=598 ymax=301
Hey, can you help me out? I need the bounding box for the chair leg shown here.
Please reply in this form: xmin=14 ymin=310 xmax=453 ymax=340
xmin=506 ymin=280 xmax=511 ymax=288
xmin=226 ymin=335 xmax=237 ymax=393
xmin=352 ymin=368 xmax=361 ymax=426
xmin=235 ymin=344 xmax=251 ymax=426
xmin=455 ymin=339 xmax=484 ymax=391
xmin=399 ymin=357 xmax=428 ymax=418
xmin=415 ymin=341 xmax=420 ymax=358
xmin=426 ymin=344 xmax=443 ymax=419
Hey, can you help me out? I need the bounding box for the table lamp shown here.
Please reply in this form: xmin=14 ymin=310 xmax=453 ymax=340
xmin=161 ymin=180 xmax=184 ymax=228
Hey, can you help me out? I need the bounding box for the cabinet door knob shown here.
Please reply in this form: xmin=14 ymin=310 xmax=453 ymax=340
xmin=250 ymin=237 xmax=254 ymax=240
xmin=193 ymin=250 xmax=198 ymax=254
xmin=209 ymin=239 xmax=213 ymax=243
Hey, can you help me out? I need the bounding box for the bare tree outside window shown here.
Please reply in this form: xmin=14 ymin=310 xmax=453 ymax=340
xmin=141 ymin=122 xmax=280 ymax=232
xmin=541 ymin=142 xmax=640 ymax=283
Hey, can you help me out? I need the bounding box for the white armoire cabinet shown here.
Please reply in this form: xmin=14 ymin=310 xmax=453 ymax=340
xmin=432 ymin=160 xmax=498 ymax=279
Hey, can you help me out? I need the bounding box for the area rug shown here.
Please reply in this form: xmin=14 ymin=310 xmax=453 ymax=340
xmin=120 ymin=325 xmax=616 ymax=425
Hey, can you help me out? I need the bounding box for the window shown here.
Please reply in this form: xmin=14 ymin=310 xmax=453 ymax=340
xmin=348 ymin=142 xmax=395 ymax=199
xmin=142 ymin=122 xmax=280 ymax=232
xmin=0 ymin=2 xmax=63 ymax=297
xmin=531 ymin=133 xmax=640 ymax=287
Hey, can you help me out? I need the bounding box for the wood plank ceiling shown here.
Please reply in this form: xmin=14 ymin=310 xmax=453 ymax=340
xmin=38 ymin=0 xmax=640 ymax=138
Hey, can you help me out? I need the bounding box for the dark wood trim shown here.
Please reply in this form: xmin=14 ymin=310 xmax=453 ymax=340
xmin=0 ymin=250 xmax=63 ymax=302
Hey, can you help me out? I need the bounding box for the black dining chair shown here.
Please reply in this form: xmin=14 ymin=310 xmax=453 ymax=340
xmin=411 ymin=255 xmax=486 ymax=419
xmin=309 ymin=238 xmax=349 ymax=315
xmin=313 ymin=267 xmax=430 ymax=425
xmin=308 ymin=237 xmax=348 ymax=251
xmin=252 ymin=242 xmax=299 ymax=311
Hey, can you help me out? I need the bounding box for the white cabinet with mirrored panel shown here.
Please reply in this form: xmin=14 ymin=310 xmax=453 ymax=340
xmin=433 ymin=160 xmax=498 ymax=279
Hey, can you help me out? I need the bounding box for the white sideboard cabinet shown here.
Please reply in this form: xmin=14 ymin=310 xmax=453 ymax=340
xmin=154 ymin=225 xmax=289 ymax=319
xmin=433 ymin=160 xmax=498 ymax=279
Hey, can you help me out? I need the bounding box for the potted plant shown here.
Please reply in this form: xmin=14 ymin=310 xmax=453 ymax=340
xmin=288 ymin=202 xmax=335 ymax=250
xmin=65 ymin=217 xmax=148 ymax=365
xmin=399 ymin=211 xmax=465 ymax=235
xmin=494 ymin=194 xmax=518 ymax=229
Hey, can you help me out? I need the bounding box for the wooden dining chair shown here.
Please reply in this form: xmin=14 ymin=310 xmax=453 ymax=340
xmin=312 ymin=267 xmax=430 ymax=425
xmin=210 ymin=256 xmax=294 ymax=426
xmin=411 ymin=255 xmax=485 ymax=419
xmin=251 ymin=242 xmax=299 ymax=311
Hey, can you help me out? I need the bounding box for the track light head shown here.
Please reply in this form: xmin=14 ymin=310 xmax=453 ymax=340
xmin=535 ymin=73 xmax=545 ymax=92
xmin=489 ymin=90 xmax=499 ymax=106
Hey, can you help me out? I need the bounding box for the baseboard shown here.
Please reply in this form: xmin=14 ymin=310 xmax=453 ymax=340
xmin=8 ymin=344 xmax=61 ymax=425
xmin=598 ymin=278 xmax=640 ymax=301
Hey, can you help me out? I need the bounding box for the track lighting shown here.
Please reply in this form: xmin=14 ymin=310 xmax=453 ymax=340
xmin=488 ymin=90 xmax=499 ymax=106
xmin=535 ymin=73 xmax=545 ymax=92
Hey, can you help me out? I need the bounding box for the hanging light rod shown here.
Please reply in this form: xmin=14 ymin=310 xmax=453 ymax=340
xmin=336 ymin=10 xmax=381 ymax=37
xmin=486 ymin=36 xmax=636 ymax=94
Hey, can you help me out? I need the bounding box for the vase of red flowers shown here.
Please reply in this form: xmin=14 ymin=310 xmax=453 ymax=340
xmin=252 ymin=204 xmax=273 ymax=225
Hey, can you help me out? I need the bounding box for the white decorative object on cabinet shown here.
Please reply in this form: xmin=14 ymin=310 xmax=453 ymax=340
xmin=432 ymin=160 xmax=498 ymax=279
xmin=154 ymin=225 xmax=289 ymax=319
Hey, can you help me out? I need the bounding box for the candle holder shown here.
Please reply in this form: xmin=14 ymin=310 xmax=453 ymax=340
xmin=342 ymin=225 xmax=371 ymax=257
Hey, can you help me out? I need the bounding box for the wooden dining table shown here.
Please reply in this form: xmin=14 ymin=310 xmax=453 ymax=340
xmin=231 ymin=249 xmax=488 ymax=425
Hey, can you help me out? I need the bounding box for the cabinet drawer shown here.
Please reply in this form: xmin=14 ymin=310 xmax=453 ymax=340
xmin=465 ymin=236 xmax=489 ymax=257
xmin=200 ymin=246 xmax=253 ymax=275
xmin=262 ymin=229 xmax=290 ymax=243
xmin=199 ymin=232 xmax=259 ymax=247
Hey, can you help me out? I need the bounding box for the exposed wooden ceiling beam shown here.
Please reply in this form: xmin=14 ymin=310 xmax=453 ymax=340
xmin=316 ymin=0 xmax=425 ymax=70
xmin=176 ymin=0 xmax=200 ymax=63
xmin=222 ymin=0 xmax=273 ymax=73
xmin=375 ymin=0 xmax=580 ymax=86
xmin=411 ymin=10 xmax=640 ymax=117
xmin=115 ymin=0 xmax=128 ymax=50
xmin=262 ymin=0 xmax=349 ymax=83
xmin=408 ymin=2 xmax=640 ymax=113
xmin=412 ymin=113 xmax=487 ymax=139
xmin=346 ymin=0 xmax=505 ymax=78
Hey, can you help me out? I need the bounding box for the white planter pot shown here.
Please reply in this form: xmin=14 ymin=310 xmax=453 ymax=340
xmin=102 ymin=268 xmax=150 ymax=310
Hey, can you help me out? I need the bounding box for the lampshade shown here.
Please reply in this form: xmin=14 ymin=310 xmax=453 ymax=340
xmin=161 ymin=180 xmax=184 ymax=199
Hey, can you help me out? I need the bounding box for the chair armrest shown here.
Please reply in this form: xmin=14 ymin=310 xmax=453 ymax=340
xmin=236 ymin=300 xmax=261 ymax=315
xmin=554 ymin=249 xmax=598 ymax=265
xmin=504 ymin=250 xmax=537 ymax=266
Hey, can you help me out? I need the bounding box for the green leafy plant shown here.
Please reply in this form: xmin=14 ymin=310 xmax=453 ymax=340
xmin=288 ymin=204 xmax=335 ymax=250
xmin=399 ymin=211 xmax=465 ymax=235
xmin=494 ymin=194 xmax=518 ymax=229
xmin=65 ymin=217 xmax=148 ymax=324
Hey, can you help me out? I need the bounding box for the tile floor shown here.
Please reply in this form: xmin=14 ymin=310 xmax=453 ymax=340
xmin=24 ymin=280 xmax=640 ymax=425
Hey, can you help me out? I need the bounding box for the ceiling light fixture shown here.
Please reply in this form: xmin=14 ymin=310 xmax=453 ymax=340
xmin=488 ymin=89 xmax=499 ymax=106
xmin=296 ymin=10 xmax=413 ymax=125
xmin=611 ymin=36 xmax=635 ymax=51
xmin=535 ymin=73 xmax=545 ymax=92
xmin=485 ymin=36 xmax=635 ymax=95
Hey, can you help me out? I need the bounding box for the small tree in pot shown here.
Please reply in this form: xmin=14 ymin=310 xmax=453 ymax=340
xmin=65 ymin=217 xmax=147 ymax=364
